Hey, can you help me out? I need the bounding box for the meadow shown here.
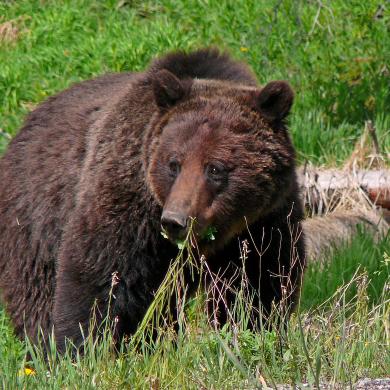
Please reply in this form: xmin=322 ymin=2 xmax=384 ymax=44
xmin=0 ymin=0 xmax=389 ymax=388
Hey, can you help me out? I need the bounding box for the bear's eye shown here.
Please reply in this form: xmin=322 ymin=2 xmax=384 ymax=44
xmin=168 ymin=159 xmax=181 ymax=178
xmin=205 ymin=163 xmax=226 ymax=182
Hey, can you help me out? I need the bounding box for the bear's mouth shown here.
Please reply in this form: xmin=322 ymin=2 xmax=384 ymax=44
xmin=160 ymin=223 xmax=218 ymax=249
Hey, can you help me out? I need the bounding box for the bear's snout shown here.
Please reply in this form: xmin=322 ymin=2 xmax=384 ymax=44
xmin=161 ymin=210 xmax=189 ymax=241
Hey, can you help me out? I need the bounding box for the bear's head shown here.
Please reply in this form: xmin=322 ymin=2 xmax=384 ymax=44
xmin=146 ymin=69 xmax=296 ymax=250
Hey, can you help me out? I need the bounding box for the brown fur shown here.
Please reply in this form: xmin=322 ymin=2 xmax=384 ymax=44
xmin=0 ymin=48 xmax=305 ymax=351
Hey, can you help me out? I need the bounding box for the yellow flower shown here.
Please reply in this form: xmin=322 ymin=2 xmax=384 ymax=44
xmin=19 ymin=367 xmax=36 ymax=376
xmin=240 ymin=47 xmax=249 ymax=52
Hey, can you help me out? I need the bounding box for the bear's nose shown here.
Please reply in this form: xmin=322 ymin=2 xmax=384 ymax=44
xmin=161 ymin=211 xmax=188 ymax=241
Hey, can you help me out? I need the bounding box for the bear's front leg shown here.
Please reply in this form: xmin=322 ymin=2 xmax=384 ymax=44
xmin=53 ymin=209 xmax=172 ymax=352
xmin=53 ymin=217 xmax=118 ymax=352
xmin=53 ymin=265 xmax=106 ymax=353
xmin=53 ymin=262 xmax=146 ymax=353
xmin=53 ymin=206 xmax=125 ymax=352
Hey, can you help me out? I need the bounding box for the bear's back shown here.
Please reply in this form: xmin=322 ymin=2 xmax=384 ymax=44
xmin=0 ymin=72 xmax=136 ymax=338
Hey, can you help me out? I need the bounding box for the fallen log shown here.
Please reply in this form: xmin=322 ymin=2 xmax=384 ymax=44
xmin=298 ymin=167 xmax=390 ymax=214
xmin=299 ymin=166 xmax=389 ymax=260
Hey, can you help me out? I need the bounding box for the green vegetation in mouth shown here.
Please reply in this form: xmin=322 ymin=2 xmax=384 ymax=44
xmin=175 ymin=240 xmax=185 ymax=250
xmin=161 ymin=225 xmax=217 ymax=244
xmin=202 ymin=226 xmax=217 ymax=242
xmin=160 ymin=228 xmax=186 ymax=249
xmin=160 ymin=228 xmax=169 ymax=240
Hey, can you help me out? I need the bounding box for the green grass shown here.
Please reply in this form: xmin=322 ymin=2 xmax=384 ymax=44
xmin=301 ymin=229 xmax=390 ymax=310
xmin=1 ymin=0 xmax=389 ymax=163
xmin=0 ymin=232 xmax=389 ymax=388
xmin=0 ymin=0 xmax=389 ymax=387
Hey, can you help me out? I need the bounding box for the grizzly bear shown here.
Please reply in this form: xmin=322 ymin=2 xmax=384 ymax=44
xmin=0 ymin=48 xmax=305 ymax=351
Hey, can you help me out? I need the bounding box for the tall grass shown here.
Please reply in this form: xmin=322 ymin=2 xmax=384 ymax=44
xmin=301 ymin=229 xmax=390 ymax=310
xmin=0 ymin=231 xmax=389 ymax=388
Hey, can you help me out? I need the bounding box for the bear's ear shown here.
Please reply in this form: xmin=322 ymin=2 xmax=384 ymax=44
xmin=255 ymin=81 xmax=294 ymax=122
xmin=152 ymin=69 xmax=188 ymax=110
